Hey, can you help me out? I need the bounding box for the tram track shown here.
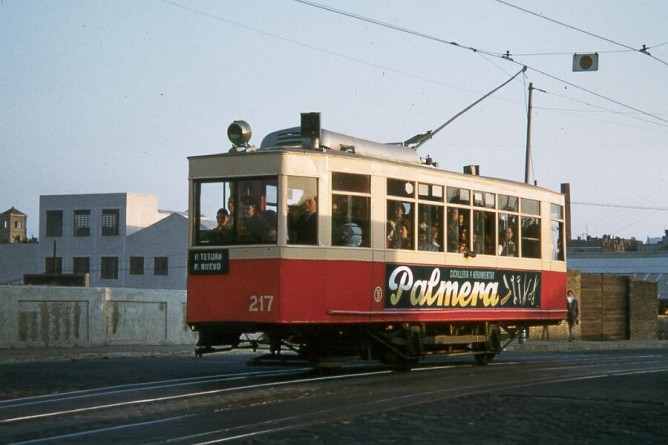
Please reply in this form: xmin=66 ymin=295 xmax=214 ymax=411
xmin=158 ymin=358 xmax=668 ymax=444
xmin=2 ymin=351 xmax=667 ymax=444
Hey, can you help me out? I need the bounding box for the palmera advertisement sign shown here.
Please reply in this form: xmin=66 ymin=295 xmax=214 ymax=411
xmin=385 ymin=264 xmax=541 ymax=310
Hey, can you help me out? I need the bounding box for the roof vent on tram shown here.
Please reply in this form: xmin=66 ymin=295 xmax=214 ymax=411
xmin=463 ymin=165 xmax=480 ymax=175
xmin=228 ymin=120 xmax=255 ymax=152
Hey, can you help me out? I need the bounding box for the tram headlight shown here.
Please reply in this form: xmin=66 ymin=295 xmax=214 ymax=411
xmin=227 ymin=120 xmax=252 ymax=147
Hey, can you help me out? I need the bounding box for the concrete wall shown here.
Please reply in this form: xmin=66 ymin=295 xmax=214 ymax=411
xmin=629 ymin=280 xmax=659 ymax=340
xmin=0 ymin=286 xmax=196 ymax=349
xmin=0 ymin=243 xmax=40 ymax=285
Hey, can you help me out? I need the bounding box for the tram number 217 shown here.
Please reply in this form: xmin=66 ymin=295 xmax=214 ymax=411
xmin=249 ymin=295 xmax=274 ymax=312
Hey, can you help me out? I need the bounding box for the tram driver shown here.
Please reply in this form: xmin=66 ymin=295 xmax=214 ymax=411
xmin=237 ymin=198 xmax=276 ymax=244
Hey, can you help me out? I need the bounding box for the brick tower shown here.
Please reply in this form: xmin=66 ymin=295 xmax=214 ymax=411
xmin=0 ymin=207 xmax=27 ymax=243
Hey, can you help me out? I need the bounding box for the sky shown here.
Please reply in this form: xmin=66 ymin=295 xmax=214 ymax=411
xmin=2 ymin=0 xmax=667 ymax=242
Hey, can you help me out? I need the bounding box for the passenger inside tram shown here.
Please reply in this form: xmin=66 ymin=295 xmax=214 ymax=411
xmin=498 ymin=227 xmax=516 ymax=256
xmin=210 ymin=208 xmax=233 ymax=244
xmin=332 ymin=198 xmax=362 ymax=247
xmin=418 ymin=227 xmax=438 ymax=251
xmin=296 ymin=196 xmax=317 ymax=245
xmin=447 ymin=208 xmax=459 ymax=252
xmin=396 ymin=221 xmax=412 ymax=250
xmin=226 ymin=197 xmax=235 ymax=228
xmin=387 ymin=201 xmax=413 ymax=249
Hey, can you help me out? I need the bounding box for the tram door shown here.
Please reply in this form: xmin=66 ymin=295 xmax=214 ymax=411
xmin=328 ymin=172 xmax=374 ymax=313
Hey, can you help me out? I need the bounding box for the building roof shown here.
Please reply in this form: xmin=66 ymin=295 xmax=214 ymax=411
xmin=1 ymin=207 xmax=26 ymax=217
xmin=568 ymin=251 xmax=668 ymax=274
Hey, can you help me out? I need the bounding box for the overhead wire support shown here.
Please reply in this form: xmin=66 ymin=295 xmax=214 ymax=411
xmin=494 ymin=0 xmax=668 ymax=67
xmin=293 ymin=0 xmax=668 ymax=128
xmin=407 ymin=66 xmax=527 ymax=150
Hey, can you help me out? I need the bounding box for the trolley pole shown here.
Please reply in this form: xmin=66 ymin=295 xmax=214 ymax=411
xmin=524 ymin=82 xmax=533 ymax=184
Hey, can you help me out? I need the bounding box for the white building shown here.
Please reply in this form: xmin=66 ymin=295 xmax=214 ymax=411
xmin=38 ymin=193 xmax=187 ymax=289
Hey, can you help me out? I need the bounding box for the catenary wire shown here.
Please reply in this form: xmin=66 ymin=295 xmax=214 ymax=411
xmin=493 ymin=0 xmax=668 ymax=67
xmin=290 ymin=0 xmax=668 ymax=128
xmin=159 ymin=0 xmax=668 ymax=131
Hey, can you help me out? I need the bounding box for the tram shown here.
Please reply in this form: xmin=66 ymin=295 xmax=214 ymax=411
xmin=187 ymin=113 xmax=567 ymax=367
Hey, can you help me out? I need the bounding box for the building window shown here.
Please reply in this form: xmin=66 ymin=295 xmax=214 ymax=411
xmin=102 ymin=209 xmax=120 ymax=236
xmin=154 ymin=257 xmax=168 ymax=276
xmin=101 ymin=257 xmax=119 ymax=279
xmin=130 ymin=256 xmax=144 ymax=275
xmin=73 ymin=257 xmax=90 ymax=274
xmin=46 ymin=210 xmax=63 ymax=237
xmin=73 ymin=210 xmax=91 ymax=237
xmin=45 ymin=257 xmax=62 ymax=274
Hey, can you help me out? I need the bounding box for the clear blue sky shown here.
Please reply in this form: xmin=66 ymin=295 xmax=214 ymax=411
xmin=2 ymin=0 xmax=667 ymax=241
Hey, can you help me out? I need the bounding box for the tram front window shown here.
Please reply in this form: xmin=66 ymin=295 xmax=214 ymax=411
xmin=195 ymin=177 xmax=278 ymax=246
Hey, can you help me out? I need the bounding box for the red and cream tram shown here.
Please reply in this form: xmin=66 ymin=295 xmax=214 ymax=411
xmin=187 ymin=113 xmax=567 ymax=367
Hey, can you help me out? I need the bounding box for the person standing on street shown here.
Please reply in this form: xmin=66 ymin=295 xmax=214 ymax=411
xmin=566 ymin=290 xmax=580 ymax=342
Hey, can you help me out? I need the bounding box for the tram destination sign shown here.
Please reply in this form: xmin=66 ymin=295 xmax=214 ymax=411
xmin=189 ymin=250 xmax=229 ymax=275
xmin=385 ymin=264 xmax=541 ymax=310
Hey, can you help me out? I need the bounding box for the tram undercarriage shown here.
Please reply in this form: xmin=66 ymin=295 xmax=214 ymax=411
xmin=193 ymin=321 xmax=525 ymax=369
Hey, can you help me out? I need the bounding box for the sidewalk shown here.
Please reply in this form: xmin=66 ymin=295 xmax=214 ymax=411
xmin=2 ymin=340 xmax=667 ymax=364
xmin=504 ymin=339 xmax=668 ymax=353
xmin=0 ymin=344 xmax=196 ymax=364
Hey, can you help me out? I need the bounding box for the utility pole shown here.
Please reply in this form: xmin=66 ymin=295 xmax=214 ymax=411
xmin=524 ymin=82 xmax=533 ymax=184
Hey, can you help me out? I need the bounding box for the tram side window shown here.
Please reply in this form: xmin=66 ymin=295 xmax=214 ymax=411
xmin=417 ymin=203 xmax=443 ymax=252
xmin=287 ymin=177 xmax=318 ymax=245
xmin=521 ymin=216 xmax=541 ymax=258
xmin=332 ymin=172 xmax=370 ymax=248
xmin=498 ymin=194 xmax=519 ymax=212
xmin=473 ymin=210 xmax=496 ymax=255
xmin=447 ymin=207 xmax=470 ymax=253
xmin=447 ymin=187 xmax=470 ymax=205
xmin=387 ymin=200 xmax=414 ymax=250
xmin=520 ymin=199 xmax=541 ymax=258
xmin=551 ymin=203 xmax=565 ymax=261
xmin=472 ymin=190 xmax=496 ymax=255
xmin=332 ymin=195 xmax=370 ymax=247
xmin=498 ymin=213 xmax=518 ymax=256
xmin=196 ymin=178 xmax=278 ymax=246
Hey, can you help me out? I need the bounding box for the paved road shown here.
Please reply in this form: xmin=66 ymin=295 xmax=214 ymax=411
xmin=1 ymin=347 xmax=666 ymax=444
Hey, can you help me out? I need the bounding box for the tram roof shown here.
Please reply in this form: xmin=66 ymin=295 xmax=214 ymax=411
xmin=189 ymin=124 xmax=562 ymax=199
xmin=260 ymin=127 xmax=423 ymax=165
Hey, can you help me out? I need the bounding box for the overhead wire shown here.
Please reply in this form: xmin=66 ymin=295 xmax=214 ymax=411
xmin=292 ymin=0 xmax=501 ymax=58
xmin=160 ymin=0 xmax=667 ymax=234
xmin=160 ymin=0 xmax=668 ymax=131
xmin=292 ymin=0 xmax=668 ymax=129
xmin=493 ymin=0 xmax=668 ymax=67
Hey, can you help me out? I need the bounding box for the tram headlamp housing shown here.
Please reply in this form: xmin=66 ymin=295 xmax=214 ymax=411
xmin=228 ymin=120 xmax=252 ymax=147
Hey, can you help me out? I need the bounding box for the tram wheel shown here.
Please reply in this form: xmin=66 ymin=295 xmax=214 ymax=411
xmin=473 ymin=327 xmax=500 ymax=366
